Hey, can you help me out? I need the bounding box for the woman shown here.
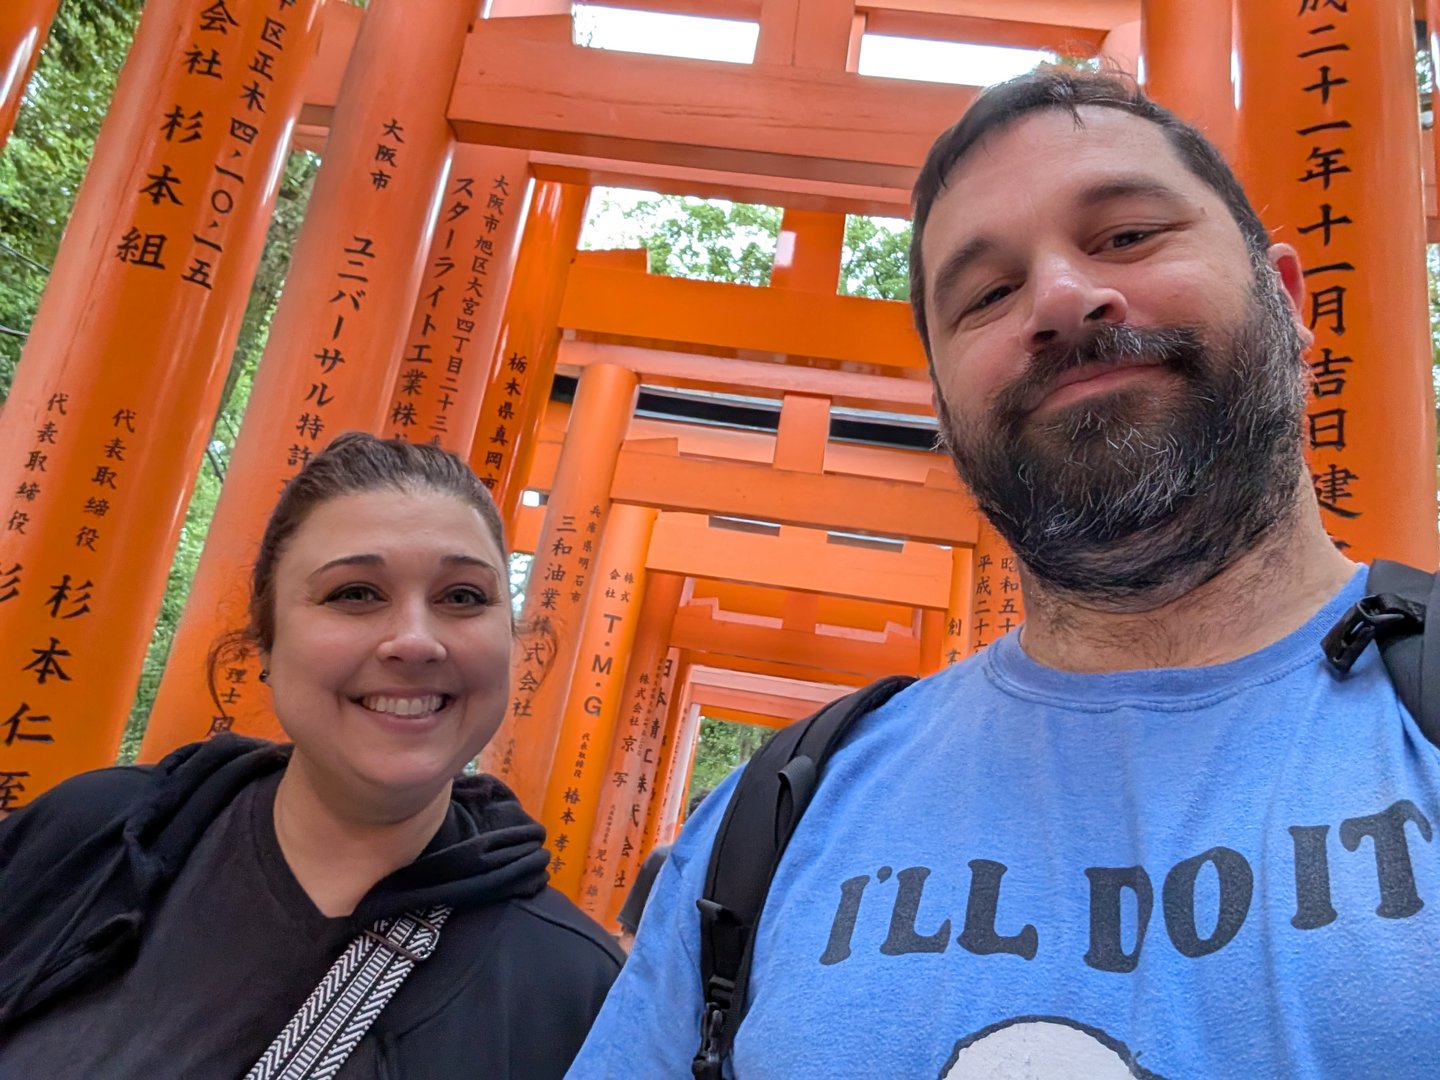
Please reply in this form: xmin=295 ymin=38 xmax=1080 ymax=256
xmin=0 ymin=433 xmax=622 ymax=1078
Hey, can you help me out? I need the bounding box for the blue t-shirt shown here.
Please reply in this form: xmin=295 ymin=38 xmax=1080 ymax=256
xmin=567 ymin=570 xmax=1440 ymax=1079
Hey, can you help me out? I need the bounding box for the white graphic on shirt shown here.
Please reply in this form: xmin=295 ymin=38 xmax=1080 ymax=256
xmin=939 ymin=1016 xmax=1165 ymax=1080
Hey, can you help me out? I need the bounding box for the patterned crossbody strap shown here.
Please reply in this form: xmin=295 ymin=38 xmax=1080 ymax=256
xmin=245 ymin=904 xmax=452 ymax=1080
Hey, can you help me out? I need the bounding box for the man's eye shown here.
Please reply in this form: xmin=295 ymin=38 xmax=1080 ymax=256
xmin=970 ymin=284 xmax=1013 ymax=313
xmin=325 ymin=584 xmax=380 ymax=604
xmin=1106 ymin=230 xmax=1153 ymax=250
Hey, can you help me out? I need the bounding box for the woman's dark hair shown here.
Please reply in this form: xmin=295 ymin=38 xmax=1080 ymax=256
xmin=207 ymin=432 xmax=507 ymax=704
xmin=908 ymin=67 xmax=1271 ymax=361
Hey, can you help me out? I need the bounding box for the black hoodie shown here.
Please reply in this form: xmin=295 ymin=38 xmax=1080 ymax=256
xmin=0 ymin=736 xmax=623 ymax=1078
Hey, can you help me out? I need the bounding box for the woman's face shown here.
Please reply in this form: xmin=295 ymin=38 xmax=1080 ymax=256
xmin=263 ymin=487 xmax=512 ymax=808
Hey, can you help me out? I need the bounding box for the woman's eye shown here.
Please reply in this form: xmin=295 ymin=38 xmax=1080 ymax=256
xmin=325 ymin=584 xmax=380 ymax=604
xmin=441 ymin=585 xmax=490 ymax=607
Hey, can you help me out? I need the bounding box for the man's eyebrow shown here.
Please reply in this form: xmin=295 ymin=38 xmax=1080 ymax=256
xmin=929 ymin=235 xmax=994 ymax=310
xmin=1074 ymin=177 xmax=1189 ymax=211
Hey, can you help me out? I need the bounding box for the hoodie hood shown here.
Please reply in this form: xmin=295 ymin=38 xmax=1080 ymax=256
xmin=354 ymin=772 xmax=550 ymax=922
xmin=0 ymin=736 xmax=549 ymax=1033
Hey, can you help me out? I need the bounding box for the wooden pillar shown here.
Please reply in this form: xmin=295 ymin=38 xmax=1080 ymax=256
xmin=581 ymin=570 xmax=684 ymax=926
xmin=382 ymin=144 xmax=533 ymax=455
xmin=542 ymin=503 xmax=657 ymax=901
xmin=1140 ymin=0 xmax=1236 ymax=161
xmin=140 ymin=0 xmax=486 ymax=759
xmin=654 ymin=696 xmax=704 ymax=847
xmin=1430 ymin=0 xmax=1440 ymax=224
xmin=479 ymin=362 xmax=638 ymax=808
xmin=969 ymin=519 xmax=1024 ymax=652
xmin=917 ymin=609 xmax=945 ymax=675
xmin=943 ymin=546 xmax=974 ymax=667
xmin=642 ymin=653 xmax=694 ymax=853
xmin=1234 ymin=1 xmax=1435 ymax=567
xmin=1099 ymin=19 xmax=1141 ymax=80
xmin=771 ymin=208 xmax=844 ymax=294
xmin=467 ymin=181 xmax=590 ymax=531
xmin=0 ymin=0 xmax=324 ymax=804
xmin=0 ymin=0 xmax=58 ymax=152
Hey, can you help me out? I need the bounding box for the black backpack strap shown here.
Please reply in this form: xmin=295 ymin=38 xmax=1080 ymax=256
xmin=690 ymin=675 xmax=915 ymax=1080
xmin=1322 ymin=559 xmax=1440 ymax=747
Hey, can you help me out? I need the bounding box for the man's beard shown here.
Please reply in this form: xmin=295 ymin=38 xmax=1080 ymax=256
xmin=938 ymin=266 xmax=1307 ymax=604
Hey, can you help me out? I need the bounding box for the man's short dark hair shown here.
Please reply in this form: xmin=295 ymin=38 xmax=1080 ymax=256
xmin=907 ymin=68 xmax=1271 ymax=360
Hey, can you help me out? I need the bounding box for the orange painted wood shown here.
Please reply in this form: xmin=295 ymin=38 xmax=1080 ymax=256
xmin=530 ymin=151 xmax=911 ymax=217
xmin=0 ymin=0 xmax=324 ymax=801
xmin=648 ymin=515 xmax=951 ymax=608
xmin=382 ymin=146 xmax=532 ymax=454
xmin=0 ymin=0 xmax=58 ymax=152
xmin=771 ymin=210 xmax=846 ymax=294
xmin=140 ymin=0 xmax=485 ymax=760
xmin=479 ymin=363 xmax=638 ymax=808
xmin=943 ymin=544 xmax=974 ymax=667
xmin=541 ymin=504 xmax=657 ymax=900
xmin=560 ymin=340 xmax=934 ymax=415
xmin=581 ymin=571 xmax=685 ymax=928
xmin=669 ymin=604 xmax=922 ymax=675
xmin=295 ymin=0 xmax=360 ymax=130
xmin=1235 ymin=1 xmax=1437 ymax=567
xmin=642 ymin=654 xmax=694 ymax=852
xmin=772 ymin=394 xmax=831 ymax=473
xmin=683 ymin=650 xmax=870 ymax=688
xmin=918 ymin=608 xmax=944 ymax=674
xmin=611 ymin=447 xmax=978 ymax=546
xmin=560 ymin=264 xmax=927 ymax=369
xmin=447 ymin=19 xmax=977 ymax=189
xmin=1099 ymin=18 xmax=1140 ymax=78
xmin=970 ymin=519 xmax=1023 ymax=652
xmin=756 ymin=0 xmax=854 ymax=68
xmin=464 ymin=181 xmax=589 ymax=532
xmin=650 ymin=695 xmax=703 ymax=847
xmin=1140 ymin=0 xmax=1234 ymax=160
xmin=690 ymin=580 xmax=915 ymax=632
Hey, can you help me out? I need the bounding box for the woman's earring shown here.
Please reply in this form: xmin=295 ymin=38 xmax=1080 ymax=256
xmin=259 ymin=669 xmax=270 ymax=684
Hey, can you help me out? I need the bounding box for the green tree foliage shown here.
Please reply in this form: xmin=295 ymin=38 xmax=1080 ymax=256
xmin=685 ymin=717 xmax=771 ymax=808
xmin=0 ymin=0 xmax=322 ymax=756
xmin=0 ymin=0 xmax=143 ymax=396
xmin=587 ymin=189 xmax=912 ymax=302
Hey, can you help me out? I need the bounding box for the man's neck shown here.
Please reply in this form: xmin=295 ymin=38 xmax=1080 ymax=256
xmin=1017 ymin=497 xmax=1356 ymax=674
xmin=273 ymin=758 xmax=450 ymax=918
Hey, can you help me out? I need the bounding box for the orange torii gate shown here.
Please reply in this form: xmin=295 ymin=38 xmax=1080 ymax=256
xmin=1 ymin=1 xmax=1434 ymax=929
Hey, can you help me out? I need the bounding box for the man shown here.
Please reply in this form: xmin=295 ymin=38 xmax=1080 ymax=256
xmin=615 ymin=843 xmax=670 ymax=954
xmin=565 ymin=70 xmax=1440 ymax=1078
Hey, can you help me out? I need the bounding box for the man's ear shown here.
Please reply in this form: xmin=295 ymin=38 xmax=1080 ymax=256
xmin=1267 ymin=242 xmax=1314 ymax=351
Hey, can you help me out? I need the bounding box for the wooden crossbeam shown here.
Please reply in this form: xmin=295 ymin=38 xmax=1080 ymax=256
xmin=560 ymin=340 xmax=934 ymax=414
xmin=448 ymin=19 xmax=978 ymax=189
xmin=559 ymin=263 xmax=926 ymax=369
xmin=611 ymin=444 xmax=977 ymax=546
xmin=649 ymin=513 xmax=950 ymax=607
xmin=670 ymin=603 xmax=922 ymax=674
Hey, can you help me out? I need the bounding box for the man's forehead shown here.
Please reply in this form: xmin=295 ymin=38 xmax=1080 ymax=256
xmin=922 ymin=107 xmax=1210 ymax=253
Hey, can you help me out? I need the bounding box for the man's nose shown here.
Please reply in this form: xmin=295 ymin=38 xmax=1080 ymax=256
xmin=1023 ymin=253 xmax=1128 ymax=350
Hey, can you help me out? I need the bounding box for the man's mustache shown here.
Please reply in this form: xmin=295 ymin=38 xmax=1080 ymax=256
xmin=994 ymin=323 xmax=1207 ymax=424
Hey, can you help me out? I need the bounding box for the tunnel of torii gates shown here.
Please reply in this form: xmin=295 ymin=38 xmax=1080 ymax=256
xmin=1 ymin=0 xmax=1438 ymax=926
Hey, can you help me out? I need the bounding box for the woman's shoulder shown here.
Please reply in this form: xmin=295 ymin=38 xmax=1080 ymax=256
xmin=0 ymin=763 xmax=156 ymax=865
xmin=506 ymin=887 xmax=627 ymax=972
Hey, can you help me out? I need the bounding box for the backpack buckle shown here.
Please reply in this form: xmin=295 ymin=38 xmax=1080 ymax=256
xmin=1323 ymin=593 xmax=1425 ymax=674
xmin=691 ymin=1002 xmax=726 ymax=1079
